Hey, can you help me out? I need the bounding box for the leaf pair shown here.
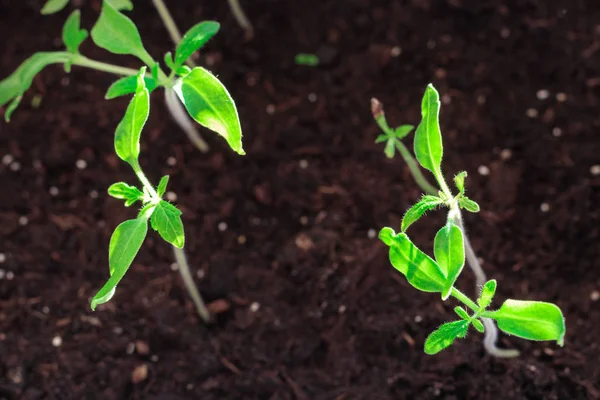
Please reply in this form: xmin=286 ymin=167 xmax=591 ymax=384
xmin=41 ymin=0 xmax=132 ymax=15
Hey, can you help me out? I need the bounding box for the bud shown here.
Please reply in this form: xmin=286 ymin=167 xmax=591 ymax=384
xmin=371 ymin=98 xmax=384 ymax=120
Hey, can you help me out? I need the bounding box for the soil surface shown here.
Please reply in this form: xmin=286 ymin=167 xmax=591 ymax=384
xmin=1 ymin=0 xmax=599 ymax=399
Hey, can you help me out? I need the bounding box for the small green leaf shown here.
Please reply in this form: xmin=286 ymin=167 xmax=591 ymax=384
xmin=106 ymin=0 xmax=133 ymax=11
xmin=401 ymin=195 xmax=444 ymax=232
xmin=91 ymin=215 xmax=149 ymax=310
xmin=62 ymin=10 xmax=88 ymax=55
xmin=157 ymin=175 xmax=169 ymax=197
xmin=114 ymin=69 xmax=149 ymax=163
xmin=41 ymin=0 xmax=69 ymax=14
xmin=424 ymin=320 xmax=469 ymax=355
xmin=105 ymin=75 xmax=159 ymax=100
xmin=174 ymin=21 xmax=220 ymax=68
xmin=91 ymin=0 xmax=151 ymax=62
xmin=375 ymin=134 xmax=388 ymax=144
xmin=384 ymin=139 xmax=395 ymax=158
xmin=173 ymin=67 xmax=244 ymax=155
xmin=150 ymin=200 xmax=185 ymax=248
xmin=454 ymin=306 xmax=469 ymax=320
xmin=394 ymin=124 xmax=414 ymax=139
xmin=175 ymin=66 xmax=192 ymax=78
xmin=380 ymin=228 xmax=446 ymax=293
xmin=164 ymin=52 xmax=174 ymax=69
xmin=294 ymin=53 xmax=320 ymax=66
xmin=472 ymin=319 xmax=485 ymax=333
xmin=108 ymin=182 xmax=144 ymax=206
xmin=478 ymin=279 xmax=497 ymax=308
xmin=434 ymin=221 xmax=465 ymax=300
xmin=459 ymin=196 xmax=480 ymax=213
xmin=414 ymin=84 xmax=443 ymax=174
xmin=486 ymin=300 xmax=566 ymax=346
xmin=454 ymin=171 xmax=467 ymax=195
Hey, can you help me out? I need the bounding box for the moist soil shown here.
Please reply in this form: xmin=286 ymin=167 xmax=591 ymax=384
xmin=1 ymin=0 xmax=599 ymax=399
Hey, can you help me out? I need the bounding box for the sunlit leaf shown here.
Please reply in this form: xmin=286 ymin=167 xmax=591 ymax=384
xmin=174 ymin=21 xmax=220 ymax=68
xmin=41 ymin=0 xmax=69 ymax=14
xmin=62 ymin=10 xmax=88 ymax=55
xmin=459 ymin=196 xmax=480 ymax=213
xmin=478 ymin=279 xmax=497 ymax=309
xmin=105 ymin=75 xmax=158 ymax=99
xmin=414 ymin=84 xmax=443 ymax=174
xmin=401 ymin=195 xmax=443 ymax=232
xmin=424 ymin=320 xmax=469 ymax=355
xmin=434 ymin=221 xmax=465 ymax=300
xmin=156 ymin=175 xmax=169 ymax=197
xmin=108 ymin=182 xmax=144 ymax=206
xmin=150 ymin=200 xmax=184 ymax=248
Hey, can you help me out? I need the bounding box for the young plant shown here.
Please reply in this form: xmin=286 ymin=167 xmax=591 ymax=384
xmin=373 ymin=85 xmax=565 ymax=355
xmin=0 ymin=1 xmax=244 ymax=319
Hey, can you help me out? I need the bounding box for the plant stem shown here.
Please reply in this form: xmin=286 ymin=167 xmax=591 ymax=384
xmin=129 ymin=159 xmax=159 ymax=199
xmin=164 ymin=88 xmax=209 ymax=153
xmin=172 ymin=245 xmax=212 ymax=322
xmin=71 ymin=54 xmax=141 ymax=76
xmin=152 ymin=0 xmax=196 ymax=68
xmin=451 ymin=287 xmax=479 ymax=312
xmin=227 ymin=0 xmax=254 ymax=39
xmin=394 ymin=142 xmax=438 ymax=195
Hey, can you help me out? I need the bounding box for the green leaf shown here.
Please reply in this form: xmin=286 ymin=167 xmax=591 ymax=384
xmin=0 ymin=52 xmax=70 ymax=121
xmin=459 ymin=196 xmax=480 ymax=213
xmin=394 ymin=124 xmax=414 ymax=139
xmin=384 ymin=139 xmax=395 ymax=158
xmin=108 ymin=182 xmax=144 ymax=206
xmin=150 ymin=200 xmax=184 ymax=248
xmin=157 ymin=176 xmax=169 ymax=197
xmin=173 ymin=67 xmax=244 ymax=155
xmin=62 ymin=10 xmax=88 ymax=55
xmin=472 ymin=319 xmax=485 ymax=333
xmin=454 ymin=171 xmax=467 ymax=195
xmin=454 ymin=306 xmax=469 ymax=320
xmin=114 ymin=69 xmax=149 ymax=163
xmin=41 ymin=0 xmax=69 ymax=14
xmin=164 ymin=52 xmax=174 ymax=69
xmin=175 ymin=66 xmax=192 ymax=78
xmin=106 ymin=0 xmax=133 ymax=11
xmin=414 ymin=84 xmax=443 ymax=174
xmin=375 ymin=134 xmax=388 ymax=144
xmin=434 ymin=221 xmax=465 ymax=300
xmin=478 ymin=279 xmax=497 ymax=309
xmin=401 ymin=195 xmax=444 ymax=232
xmin=424 ymin=320 xmax=469 ymax=355
xmin=486 ymin=300 xmax=566 ymax=345
xmin=174 ymin=21 xmax=220 ymax=68
xmin=105 ymin=75 xmax=159 ymax=100
xmin=379 ymin=228 xmax=446 ymax=293
xmin=91 ymin=0 xmax=151 ymax=62
xmin=90 ymin=215 xmax=149 ymax=310
xmin=294 ymin=53 xmax=320 ymax=67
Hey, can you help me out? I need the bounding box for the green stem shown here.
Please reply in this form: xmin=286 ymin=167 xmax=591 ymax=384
xmin=152 ymin=0 xmax=196 ymax=68
xmin=129 ymin=159 xmax=159 ymax=200
xmin=394 ymin=141 xmax=438 ymax=195
xmin=451 ymin=287 xmax=479 ymax=312
xmin=71 ymin=54 xmax=141 ymax=76
xmin=172 ymin=246 xmax=211 ymax=322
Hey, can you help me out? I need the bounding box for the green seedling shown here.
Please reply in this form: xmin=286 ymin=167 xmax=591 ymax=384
xmin=295 ymin=53 xmax=320 ymax=67
xmin=1 ymin=1 xmax=244 ymax=319
xmin=373 ymin=85 xmax=565 ymax=355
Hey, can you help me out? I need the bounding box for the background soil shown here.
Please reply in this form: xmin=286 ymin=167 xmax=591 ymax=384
xmin=1 ymin=0 xmax=599 ymax=399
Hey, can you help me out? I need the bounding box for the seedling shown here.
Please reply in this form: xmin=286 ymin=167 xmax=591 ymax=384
xmin=295 ymin=53 xmax=320 ymax=67
xmin=373 ymin=85 xmax=565 ymax=355
xmin=0 ymin=1 xmax=243 ymax=319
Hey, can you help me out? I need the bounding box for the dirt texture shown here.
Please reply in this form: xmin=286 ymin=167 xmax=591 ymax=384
xmin=1 ymin=0 xmax=600 ymax=399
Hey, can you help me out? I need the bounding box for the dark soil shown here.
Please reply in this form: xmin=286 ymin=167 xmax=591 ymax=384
xmin=1 ymin=0 xmax=600 ymax=399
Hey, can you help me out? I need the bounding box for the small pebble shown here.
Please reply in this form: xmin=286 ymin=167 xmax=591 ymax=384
xmin=441 ymin=94 xmax=451 ymax=105
xmin=135 ymin=340 xmax=150 ymax=356
xmin=367 ymin=229 xmax=376 ymax=239
xmin=500 ymin=27 xmax=511 ymax=38
xmin=42 ymin=306 xmax=50 ymax=314
xmin=61 ymin=77 xmax=70 ymax=86
xmin=540 ymin=202 xmax=550 ymax=213
xmin=75 ymin=159 xmax=87 ymax=170
xmin=0 ymin=253 xmax=5 ymax=263
xmin=590 ymin=291 xmax=600 ymax=301
xmin=552 ymin=127 xmax=563 ymax=137
xmin=32 ymin=160 xmax=42 ymax=169
xmin=390 ymin=46 xmax=402 ymax=57
xmin=166 ymin=156 xmax=177 ymax=166
xmin=150 ymin=355 xmax=159 ymax=362
xmin=126 ymin=342 xmax=135 ymax=355
xmin=112 ymin=326 xmax=124 ymax=335
xmin=536 ymin=89 xmax=550 ymax=100
xmin=299 ymin=159 xmax=309 ymax=169
xmin=556 ymin=92 xmax=568 ymax=102
xmin=89 ymin=190 xmax=99 ymax=199
xmin=165 ymin=191 xmax=177 ymax=202
xmin=590 ymin=165 xmax=600 ymax=176
xmin=131 ymin=364 xmax=148 ymax=384
xmin=6 ymin=271 xmax=14 ymax=280
xmin=186 ymin=384 xmax=194 ymax=390
xmin=51 ymin=336 xmax=62 ymax=347
xmin=478 ymin=165 xmax=490 ymax=176
xmin=49 ymin=187 xmax=59 ymax=196
xmin=18 ymin=216 xmax=28 ymax=226
xmin=426 ymin=40 xmax=436 ymax=49
xmin=338 ymin=305 xmax=347 ymax=314
xmin=170 ymin=262 xmax=179 ymax=271
xmin=308 ymin=93 xmax=317 ymax=103
xmin=266 ymin=104 xmax=276 ymax=115
xmin=250 ymin=302 xmax=260 ymax=312
xmin=500 ymin=149 xmax=513 ymax=160
xmin=196 ymin=269 xmax=205 ymax=279
xmin=218 ymin=222 xmax=227 ymax=232
xmin=2 ymin=154 xmax=13 ymax=165
xmin=526 ymin=108 xmax=539 ymax=118
xmin=237 ymin=235 xmax=247 ymax=244
xmin=414 ymin=315 xmax=423 ymax=323
xmin=0 ymin=270 xmax=4 ymax=279
xmin=10 ymin=162 xmax=20 ymax=172
xmin=476 ymin=95 xmax=486 ymax=105
xmin=299 ymin=216 xmax=308 ymax=225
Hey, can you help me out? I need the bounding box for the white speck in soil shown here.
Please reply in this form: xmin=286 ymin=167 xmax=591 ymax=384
xmin=308 ymin=93 xmax=317 ymax=103
xmin=165 ymin=191 xmax=177 ymax=202
xmin=526 ymin=108 xmax=538 ymax=118
xmin=218 ymin=222 xmax=227 ymax=232
xmin=0 ymin=270 xmax=5 ymax=279
xmin=536 ymin=89 xmax=550 ymax=100
xmin=266 ymin=104 xmax=275 ymax=115
xmin=18 ymin=216 xmax=28 ymax=226
xmin=367 ymin=229 xmax=376 ymax=239
xmin=52 ymin=336 xmax=62 ymax=347
xmin=552 ymin=127 xmax=563 ymax=137
xmin=9 ymin=162 xmax=20 ymax=171
xmin=167 ymin=156 xmax=177 ymax=166
xmin=500 ymin=149 xmax=512 ymax=160
xmin=126 ymin=342 xmax=135 ymax=355
xmin=299 ymin=159 xmax=309 ymax=169
xmin=75 ymin=159 xmax=87 ymax=170
xmin=0 ymin=253 xmax=6 ymax=263
xmin=478 ymin=165 xmax=490 ymax=176
xmin=49 ymin=186 xmax=59 ymax=196
xmin=89 ymin=190 xmax=99 ymax=199
xmin=2 ymin=154 xmax=13 ymax=165
xmin=414 ymin=315 xmax=423 ymax=323
xmin=170 ymin=262 xmax=179 ymax=271
xmin=590 ymin=291 xmax=600 ymax=301
xmin=250 ymin=302 xmax=260 ymax=312
xmin=299 ymin=216 xmax=309 ymax=225
xmin=590 ymin=165 xmax=600 ymax=176
xmin=556 ymin=92 xmax=568 ymax=102
xmin=540 ymin=202 xmax=550 ymax=213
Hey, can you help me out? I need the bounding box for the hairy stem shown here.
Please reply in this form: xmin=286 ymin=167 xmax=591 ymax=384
xmin=71 ymin=54 xmax=141 ymax=76
xmin=172 ymin=246 xmax=211 ymax=322
xmin=164 ymin=88 xmax=209 ymax=153
xmin=451 ymin=287 xmax=479 ymax=312
xmin=394 ymin=142 xmax=438 ymax=195
xmin=227 ymin=0 xmax=254 ymax=39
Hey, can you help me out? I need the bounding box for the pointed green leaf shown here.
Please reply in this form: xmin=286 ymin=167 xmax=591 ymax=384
xmin=105 ymin=75 xmax=159 ymax=99
xmin=175 ymin=66 xmax=192 ymax=78
xmin=454 ymin=306 xmax=469 ymax=320
xmin=91 ymin=0 xmax=151 ymax=62
xmin=91 ymin=215 xmax=149 ymax=310
xmin=150 ymin=200 xmax=184 ymax=248
xmin=62 ymin=10 xmax=88 ymax=55
xmin=375 ymin=134 xmax=388 ymax=144
xmin=401 ymin=195 xmax=444 ymax=232
xmin=454 ymin=171 xmax=467 ymax=195
xmin=486 ymin=300 xmax=566 ymax=345
xmin=294 ymin=53 xmax=320 ymax=66
xmin=0 ymin=52 xmax=71 ymax=121
xmin=478 ymin=279 xmax=497 ymax=308
xmin=114 ymin=69 xmax=149 ymax=163
xmin=414 ymin=84 xmax=443 ymax=174
xmin=164 ymin=52 xmax=174 ymax=69
xmin=472 ymin=319 xmax=485 ymax=333
xmin=108 ymin=182 xmax=144 ymax=206
xmin=174 ymin=21 xmax=220 ymax=68
xmin=106 ymin=0 xmax=133 ymax=11
xmin=434 ymin=221 xmax=465 ymax=300
xmin=173 ymin=67 xmax=244 ymax=155
xmin=394 ymin=124 xmax=414 ymax=139
xmin=379 ymin=228 xmax=446 ymax=293
xmin=459 ymin=196 xmax=480 ymax=213
xmin=384 ymin=139 xmax=395 ymax=158
xmin=157 ymin=176 xmax=169 ymax=197
xmin=424 ymin=320 xmax=469 ymax=355
xmin=41 ymin=0 xmax=69 ymax=14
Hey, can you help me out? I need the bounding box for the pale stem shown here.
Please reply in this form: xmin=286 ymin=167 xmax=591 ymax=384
xmin=227 ymin=0 xmax=254 ymax=39
xmin=151 ymin=0 xmax=196 ymax=68
xmin=394 ymin=142 xmax=438 ymax=195
xmin=71 ymin=54 xmax=141 ymax=76
xmin=172 ymin=246 xmax=212 ymax=322
xmin=164 ymin=88 xmax=209 ymax=153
